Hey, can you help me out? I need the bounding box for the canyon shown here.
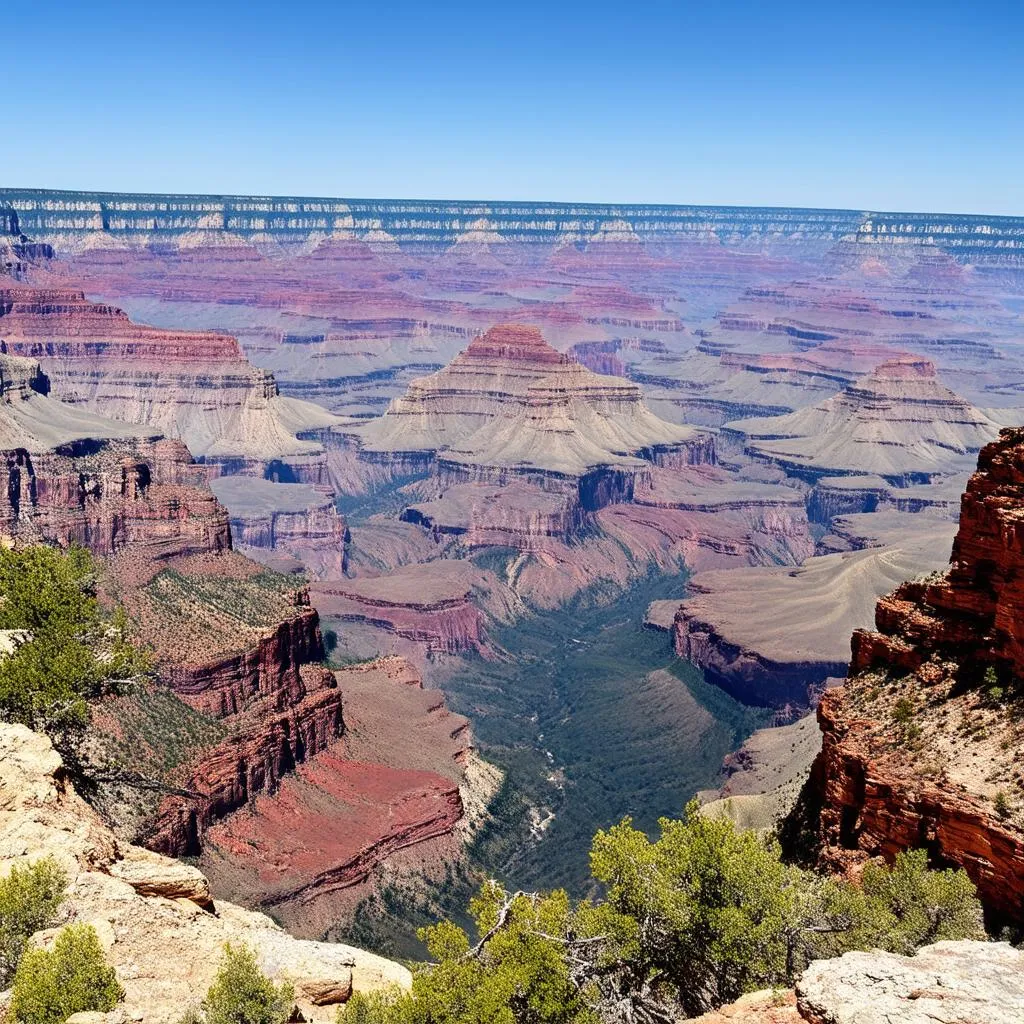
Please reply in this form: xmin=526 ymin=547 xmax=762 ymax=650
xmin=0 ymin=256 xmax=489 ymax=940
xmin=4 ymin=187 xmax=1024 ymax=954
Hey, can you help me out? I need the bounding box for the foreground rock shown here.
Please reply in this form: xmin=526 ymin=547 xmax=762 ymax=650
xmin=0 ymin=723 xmax=409 ymax=1023
xmin=797 ymin=941 xmax=1024 ymax=1024
xmin=798 ymin=429 xmax=1024 ymax=925
xmin=694 ymin=941 xmax=1024 ymax=1023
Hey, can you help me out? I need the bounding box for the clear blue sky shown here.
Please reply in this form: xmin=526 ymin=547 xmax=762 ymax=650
xmin=7 ymin=0 xmax=1023 ymax=214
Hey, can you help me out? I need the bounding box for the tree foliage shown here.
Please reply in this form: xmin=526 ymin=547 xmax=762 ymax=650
xmin=0 ymin=857 xmax=67 ymax=987
xmin=339 ymin=803 xmax=984 ymax=1023
xmin=11 ymin=923 xmax=122 ymax=1024
xmin=0 ymin=544 xmax=149 ymax=745
xmin=202 ymin=943 xmax=294 ymax=1024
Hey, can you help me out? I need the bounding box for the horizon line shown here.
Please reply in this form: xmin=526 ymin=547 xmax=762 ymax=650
xmin=2 ymin=185 xmax=1022 ymax=224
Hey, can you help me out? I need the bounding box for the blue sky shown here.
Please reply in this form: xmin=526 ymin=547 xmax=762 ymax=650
xmin=6 ymin=0 xmax=1023 ymax=214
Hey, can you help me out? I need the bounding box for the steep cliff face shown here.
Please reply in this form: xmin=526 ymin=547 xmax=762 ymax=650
xmin=195 ymin=656 xmax=494 ymax=940
xmin=209 ymin=475 xmax=349 ymax=577
xmin=800 ymin=429 xmax=1024 ymax=924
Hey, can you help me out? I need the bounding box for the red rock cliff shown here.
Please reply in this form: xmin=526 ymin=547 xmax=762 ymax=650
xmin=801 ymin=428 xmax=1024 ymax=924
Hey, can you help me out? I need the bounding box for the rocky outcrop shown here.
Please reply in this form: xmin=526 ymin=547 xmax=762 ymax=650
xmin=0 ymin=283 xmax=342 ymax=472
xmin=0 ymin=723 xmax=409 ymax=1024
xmin=801 ymin=430 xmax=1024 ymax=924
xmin=691 ymin=941 xmax=1024 ymax=1023
xmin=796 ymin=941 xmax=1024 ymax=1024
xmin=148 ymin=664 xmax=343 ymax=856
xmin=209 ymin=476 xmax=349 ymax=577
xmin=196 ymin=657 xmax=500 ymax=940
xmin=310 ymin=561 xmax=519 ymax=656
xmin=346 ymin=323 xmax=712 ymax=512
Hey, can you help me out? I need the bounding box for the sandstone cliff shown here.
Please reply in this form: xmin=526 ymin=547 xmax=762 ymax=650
xmin=798 ymin=429 xmax=1024 ymax=925
xmin=0 ymin=282 xmax=342 ymax=473
xmin=0 ymin=723 xmax=409 ymax=1023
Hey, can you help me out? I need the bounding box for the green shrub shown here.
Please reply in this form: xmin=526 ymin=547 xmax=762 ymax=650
xmin=338 ymin=805 xmax=986 ymax=1022
xmin=0 ymin=858 xmax=67 ymax=986
xmin=857 ymin=849 xmax=984 ymax=954
xmin=202 ymin=943 xmax=293 ymax=1024
xmin=892 ymin=697 xmax=916 ymax=727
xmin=0 ymin=545 xmax=149 ymax=747
xmin=995 ymin=790 xmax=1012 ymax=819
xmin=11 ymin=923 xmax=122 ymax=1024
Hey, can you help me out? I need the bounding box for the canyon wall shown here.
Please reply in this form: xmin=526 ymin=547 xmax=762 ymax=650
xmin=798 ymin=429 xmax=1024 ymax=924
xmin=5 ymin=191 xmax=1024 ymax=263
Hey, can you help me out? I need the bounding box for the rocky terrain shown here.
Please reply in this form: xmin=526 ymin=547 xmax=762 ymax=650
xmin=692 ymin=941 xmax=1024 ymax=1024
xmin=729 ymin=358 xmax=1000 ymax=483
xmin=0 ymin=303 xmax=487 ymax=939
xmin=799 ymin=428 xmax=1024 ymax=925
xmin=209 ymin=476 xmax=349 ymax=577
xmin=668 ymin=513 xmax=956 ymax=707
xmin=0 ymin=279 xmax=342 ymax=475
xmin=198 ymin=656 xmax=500 ymax=939
xmin=0 ymin=723 xmax=408 ymax=1023
xmin=5 ymin=190 xmax=1024 ymax=959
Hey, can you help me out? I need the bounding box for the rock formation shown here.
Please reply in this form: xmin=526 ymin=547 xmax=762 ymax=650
xmin=0 ymin=723 xmax=408 ymax=1023
xmin=346 ymin=323 xmax=712 ymax=507
xmin=692 ymin=941 xmax=1024 ymax=1023
xmin=0 ymin=347 xmax=484 ymax=921
xmin=669 ymin=515 xmax=955 ymax=707
xmin=800 ymin=429 xmax=1024 ymax=924
xmin=730 ymin=359 xmax=999 ymax=483
xmin=6 ymin=191 xmax=1024 ymax=264
xmin=197 ymin=656 xmax=500 ymax=939
xmin=0 ymin=282 xmax=342 ymax=474
xmin=210 ymin=476 xmax=349 ymax=577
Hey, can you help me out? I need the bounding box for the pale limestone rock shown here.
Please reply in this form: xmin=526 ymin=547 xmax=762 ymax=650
xmin=0 ymin=724 xmax=410 ymax=1024
xmin=108 ymin=847 xmax=212 ymax=908
xmin=796 ymin=940 xmax=1024 ymax=1024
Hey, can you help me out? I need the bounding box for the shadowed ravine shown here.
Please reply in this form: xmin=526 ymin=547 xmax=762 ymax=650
xmin=333 ymin=569 xmax=770 ymax=956
xmin=444 ymin=570 xmax=771 ymax=893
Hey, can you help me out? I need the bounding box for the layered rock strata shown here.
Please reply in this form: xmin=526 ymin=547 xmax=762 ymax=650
xmin=346 ymin=323 xmax=712 ymax=512
xmin=197 ymin=656 xmax=495 ymax=938
xmin=671 ymin=515 xmax=956 ymax=708
xmin=0 ymin=283 xmax=342 ymax=472
xmin=6 ymin=190 xmax=1024 ymax=264
xmin=802 ymin=429 xmax=1024 ymax=924
xmin=210 ymin=476 xmax=349 ymax=577
xmin=730 ymin=359 xmax=999 ymax=483
xmin=0 ymin=723 xmax=409 ymax=1024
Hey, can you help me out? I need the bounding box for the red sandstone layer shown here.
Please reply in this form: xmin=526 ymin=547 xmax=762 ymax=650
xmin=801 ymin=429 xmax=1024 ymax=925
